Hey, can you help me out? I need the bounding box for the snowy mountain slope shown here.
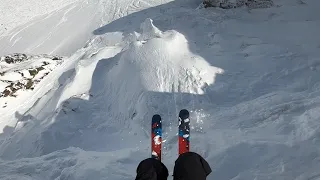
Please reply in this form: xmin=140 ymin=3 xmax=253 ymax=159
xmin=0 ymin=0 xmax=176 ymax=56
xmin=0 ymin=54 xmax=64 ymax=119
xmin=0 ymin=0 xmax=176 ymax=134
xmin=0 ymin=0 xmax=320 ymax=179
xmin=0 ymin=0 xmax=78 ymax=37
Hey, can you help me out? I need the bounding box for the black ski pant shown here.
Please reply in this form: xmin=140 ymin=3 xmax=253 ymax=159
xmin=135 ymin=152 xmax=212 ymax=180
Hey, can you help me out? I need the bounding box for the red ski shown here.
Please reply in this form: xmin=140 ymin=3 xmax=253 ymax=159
xmin=178 ymin=109 xmax=190 ymax=155
xmin=151 ymin=114 xmax=162 ymax=161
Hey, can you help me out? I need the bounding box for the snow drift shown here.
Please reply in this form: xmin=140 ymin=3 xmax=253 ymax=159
xmin=102 ymin=18 xmax=223 ymax=126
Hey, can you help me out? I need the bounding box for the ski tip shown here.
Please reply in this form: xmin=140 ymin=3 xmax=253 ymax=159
xmin=179 ymin=109 xmax=189 ymax=119
xmin=152 ymin=114 xmax=161 ymax=121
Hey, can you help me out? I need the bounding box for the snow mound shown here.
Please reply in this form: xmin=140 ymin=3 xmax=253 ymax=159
xmin=138 ymin=18 xmax=163 ymax=40
xmin=102 ymin=18 xmax=224 ymax=126
xmin=116 ymin=18 xmax=223 ymax=93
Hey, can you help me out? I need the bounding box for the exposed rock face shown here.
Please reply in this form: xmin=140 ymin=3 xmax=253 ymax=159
xmin=0 ymin=53 xmax=64 ymax=98
xmin=203 ymin=0 xmax=274 ymax=9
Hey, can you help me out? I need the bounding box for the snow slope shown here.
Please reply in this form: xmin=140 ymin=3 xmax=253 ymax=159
xmin=1 ymin=0 xmax=320 ymax=179
xmin=0 ymin=0 xmax=176 ymax=56
xmin=0 ymin=0 xmax=78 ymax=36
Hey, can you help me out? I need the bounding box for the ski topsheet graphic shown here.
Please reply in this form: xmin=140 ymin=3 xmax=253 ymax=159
xmin=151 ymin=114 xmax=162 ymax=160
xmin=151 ymin=109 xmax=190 ymax=160
xmin=178 ymin=109 xmax=190 ymax=155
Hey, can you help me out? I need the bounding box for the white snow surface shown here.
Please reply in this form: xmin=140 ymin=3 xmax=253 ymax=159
xmin=0 ymin=0 xmax=78 ymax=37
xmin=0 ymin=0 xmax=176 ymax=56
xmin=0 ymin=72 xmax=22 ymax=81
xmin=1 ymin=0 xmax=320 ymax=179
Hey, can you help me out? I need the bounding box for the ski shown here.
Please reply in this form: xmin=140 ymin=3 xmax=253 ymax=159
xmin=178 ymin=109 xmax=190 ymax=155
xmin=151 ymin=114 xmax=162 ymax=161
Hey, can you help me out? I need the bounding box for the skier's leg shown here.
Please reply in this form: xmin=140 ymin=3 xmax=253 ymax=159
xmin=173 ymin=152 xmax=212 ymax=180
xmin=135 ymin=158 xmax=169 ymax=180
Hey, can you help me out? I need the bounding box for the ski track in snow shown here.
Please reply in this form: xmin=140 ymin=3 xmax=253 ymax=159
xmin=1 ymin=0 xmax=320 ymax=179
xmin=0 ymin=0 xmax=172 ymax=57
xmin=0 ymin=0 xmax=79 ymax=37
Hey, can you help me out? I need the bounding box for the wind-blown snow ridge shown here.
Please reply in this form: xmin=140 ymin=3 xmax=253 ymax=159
xmin=99 ymin=19 xmax=224 ymax=137
xmin=111 ymin=18 xmax=223 ymax=94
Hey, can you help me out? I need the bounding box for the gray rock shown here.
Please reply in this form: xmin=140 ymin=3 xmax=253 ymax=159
xmin=203 ymin=0 xmax=273 ymax=9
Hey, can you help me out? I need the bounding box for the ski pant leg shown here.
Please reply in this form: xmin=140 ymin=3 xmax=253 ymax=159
xmin=135 ymin=158 xmax=169 ymax=180
xmin=173 ymin=152 xmax=212 ymax=180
